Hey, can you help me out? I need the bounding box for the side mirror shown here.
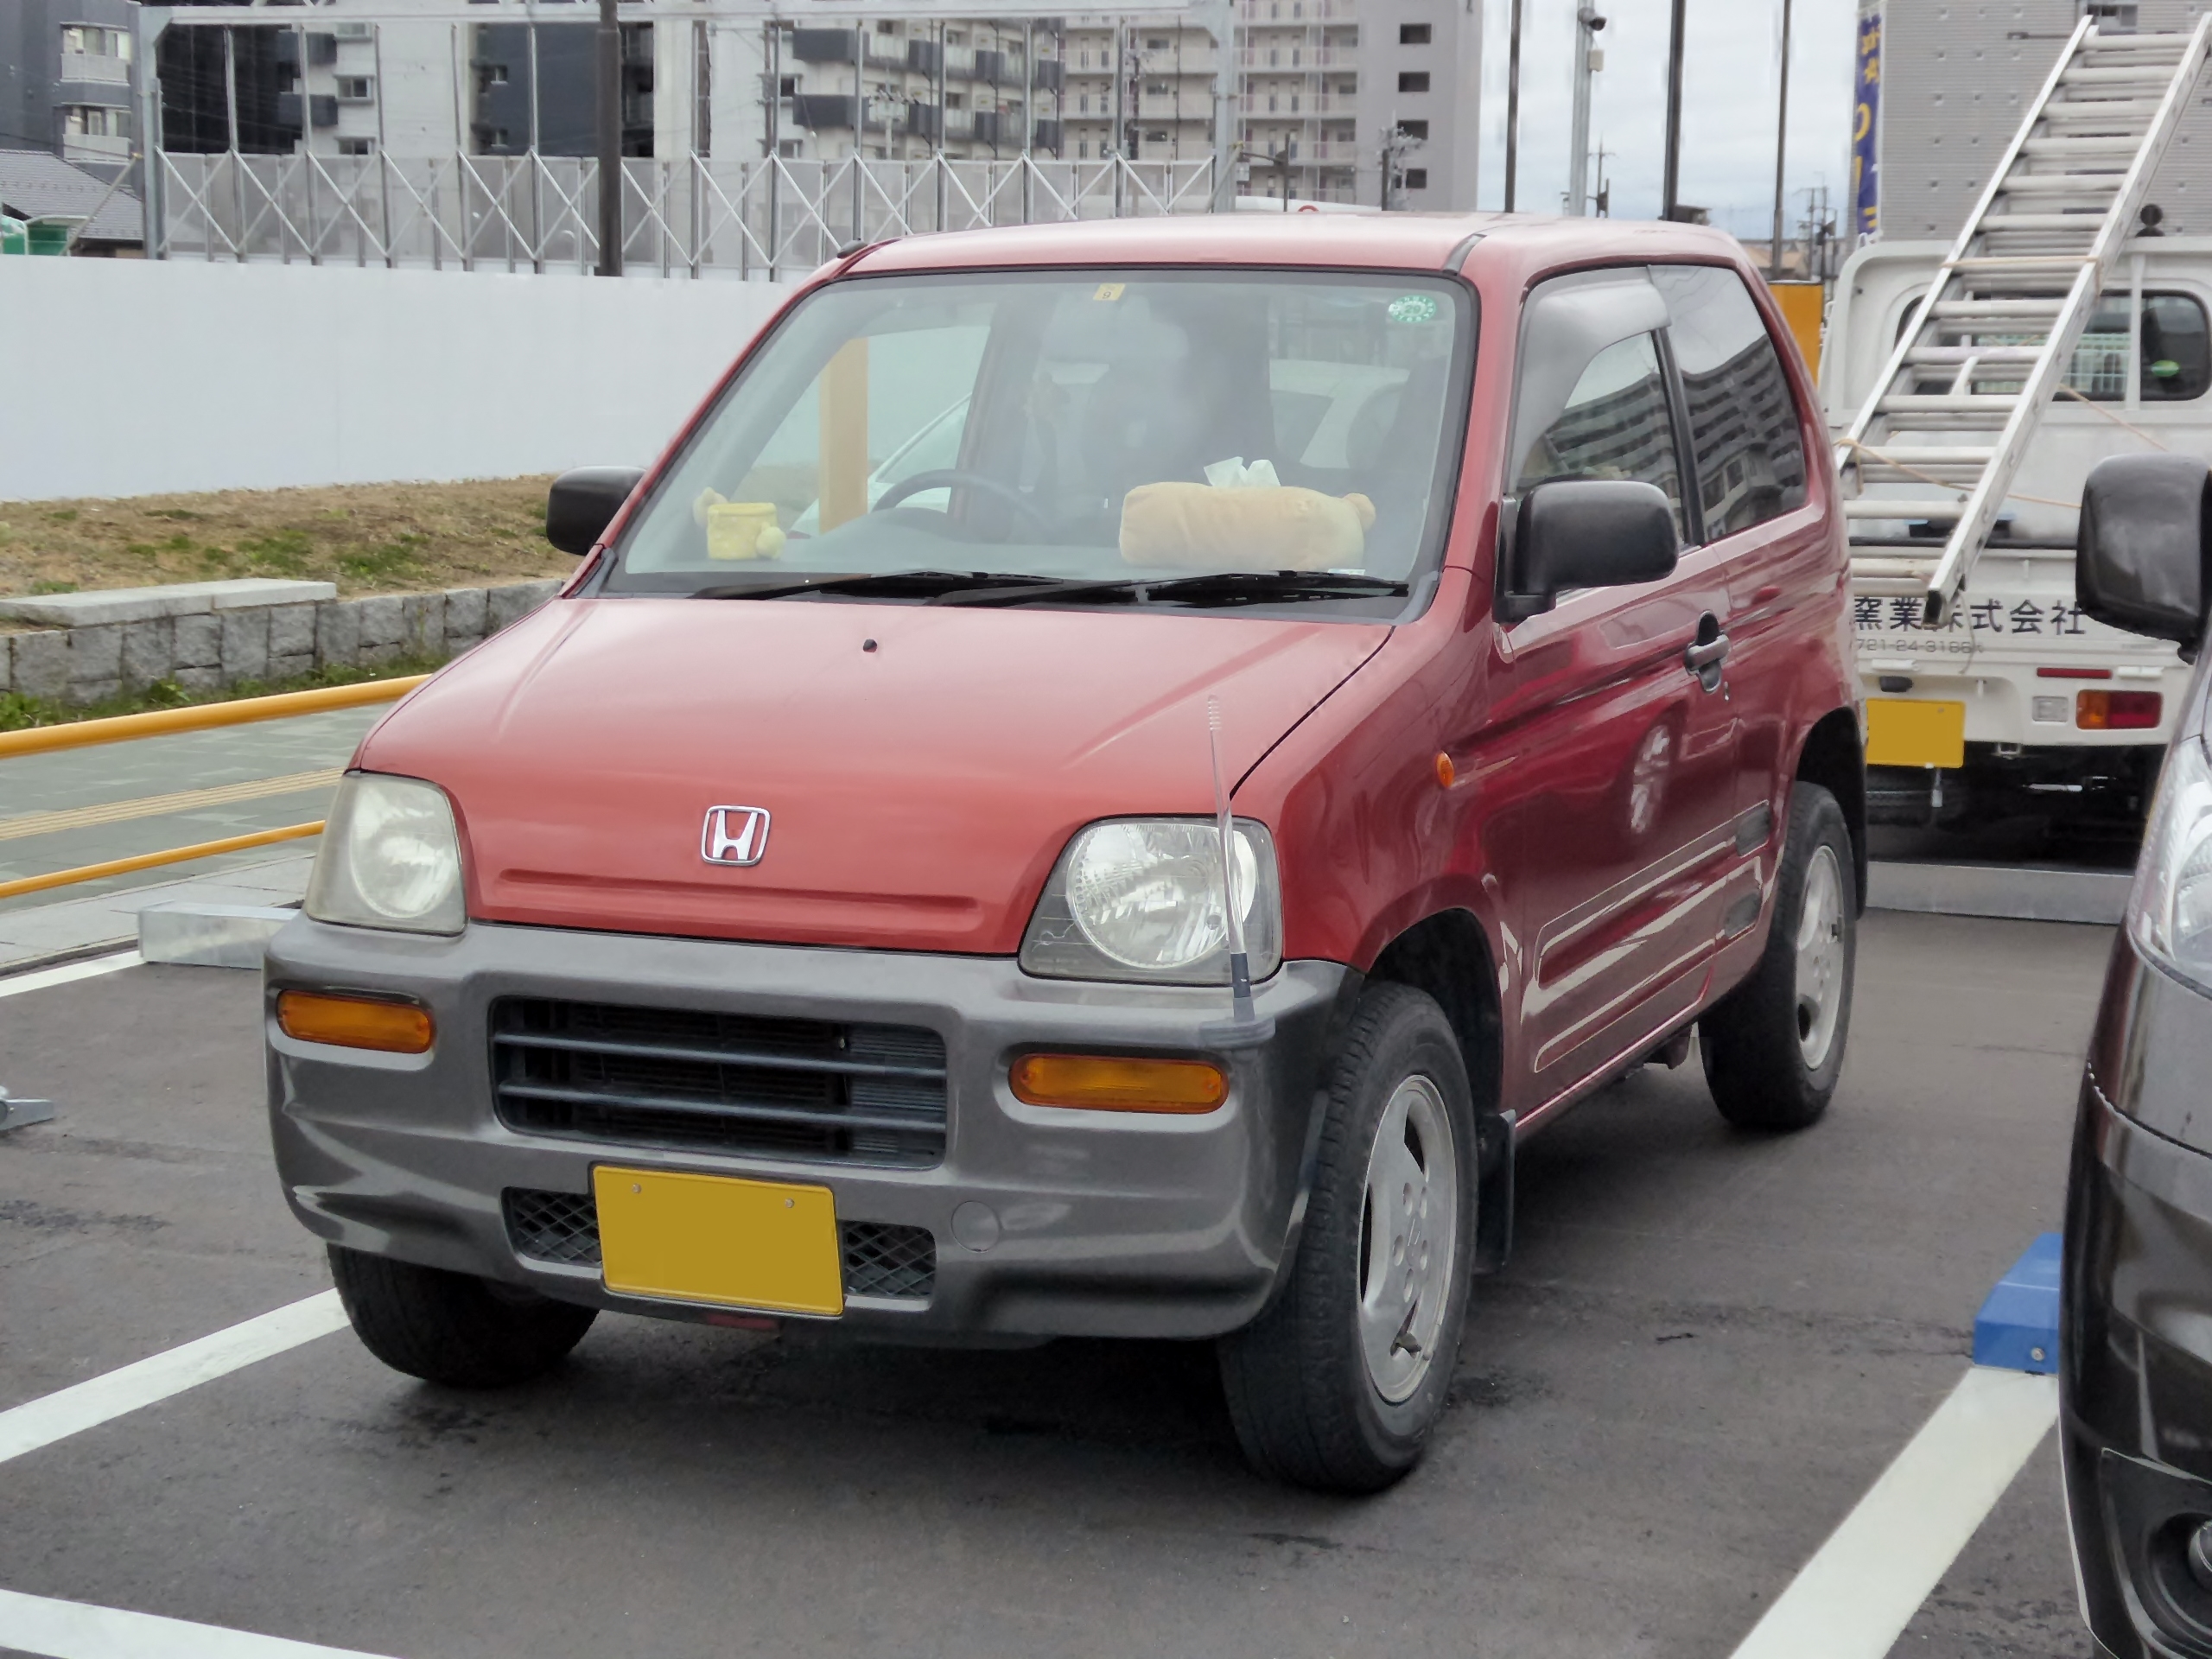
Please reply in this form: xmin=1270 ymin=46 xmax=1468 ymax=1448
xmin=2078 ymin=453 xmax=2209 ymax=656
xmin=1499 ymin=479 xmax=1680 ymax=623
xmin=546 ymin=467 xmax=645 ymax=556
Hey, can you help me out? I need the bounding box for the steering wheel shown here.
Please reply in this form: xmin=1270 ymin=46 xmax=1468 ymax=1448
xmin=871 ymin=469 xmax=1054 ymax=534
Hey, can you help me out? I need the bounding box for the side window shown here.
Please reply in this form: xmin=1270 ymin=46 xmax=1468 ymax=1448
xmin=1654 ymin=264 xmax=1808 ymax=538
xmin=1899 ymin=289 xmax=2211 ymax=403
xmin=1512 ymin=332 xmax=1688 ymax=543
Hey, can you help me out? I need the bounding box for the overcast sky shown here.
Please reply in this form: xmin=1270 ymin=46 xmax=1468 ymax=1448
xmin=1472 ymin=0 xmax=1860 ymax=238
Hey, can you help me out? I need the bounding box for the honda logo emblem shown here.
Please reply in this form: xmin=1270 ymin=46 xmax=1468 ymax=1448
xmin=701 ymin=804 xmax=771 ymax=867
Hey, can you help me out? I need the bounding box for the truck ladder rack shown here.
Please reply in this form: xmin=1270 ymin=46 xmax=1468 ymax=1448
xmin=1834 ymin=15 xmax=2212 ymax=625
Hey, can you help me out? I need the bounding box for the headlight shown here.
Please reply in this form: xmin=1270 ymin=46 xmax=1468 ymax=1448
xmin=1020 ymin=818 xmax=1281 ymax=985
xmin=2130 ymin=732 xmax=2212 ymax=997
xmin=305 ymin=772 xmax=467 ymax=936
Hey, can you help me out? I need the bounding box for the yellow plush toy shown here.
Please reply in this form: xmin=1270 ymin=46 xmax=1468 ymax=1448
xmin=1119 ymin=481 xmax=1376 ymax=571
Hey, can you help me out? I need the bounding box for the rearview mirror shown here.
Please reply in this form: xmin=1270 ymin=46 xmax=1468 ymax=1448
xmin=1499 ymin=479 xmax=1680 ymax=623
xmin=2078 ymin=453 xmax=2209 ymax=656
xmin=546 ymin=467 xmax=645 ymax=556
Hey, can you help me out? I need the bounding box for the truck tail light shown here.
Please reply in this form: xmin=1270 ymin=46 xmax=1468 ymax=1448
xmin=2078 ymin=690 xmax=2164 ymax=731
xmin=276 ymin=990 xmax=435 ymax=1053
xmin=1010 ymin=1054 xmax=1228 ymax=1114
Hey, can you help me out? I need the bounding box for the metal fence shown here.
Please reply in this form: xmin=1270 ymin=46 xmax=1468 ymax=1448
xmin=156 ymin=149 xmax=1223 ymax=276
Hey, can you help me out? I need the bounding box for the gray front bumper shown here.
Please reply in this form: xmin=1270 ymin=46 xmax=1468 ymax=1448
xmin=264 ymin=917 xmax=1351 ymax=1340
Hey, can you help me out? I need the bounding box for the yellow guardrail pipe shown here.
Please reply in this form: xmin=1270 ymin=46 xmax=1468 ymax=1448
xmin=0 ymin=674 xmax=430 ymax=761
xmin=0 ymin=821 xmax=327 ymax=902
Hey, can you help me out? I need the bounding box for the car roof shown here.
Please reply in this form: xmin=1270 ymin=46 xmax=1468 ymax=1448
xmin=848 ymin=212 xmax=1751 ymax=287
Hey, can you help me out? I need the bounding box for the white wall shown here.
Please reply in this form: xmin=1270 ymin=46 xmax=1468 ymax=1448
xmin=0 ymin=257 xmax=798 ymax=502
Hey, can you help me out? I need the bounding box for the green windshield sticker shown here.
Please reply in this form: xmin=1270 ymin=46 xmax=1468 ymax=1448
xmin=2152 ymin=358 xmax=2181 ymax=378
xmin=1388 ymin=293 xmax=1440 ymax=325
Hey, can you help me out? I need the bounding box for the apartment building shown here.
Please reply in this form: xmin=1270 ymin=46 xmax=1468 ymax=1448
xmin=2 ymin=0 xmax=139 ymax=180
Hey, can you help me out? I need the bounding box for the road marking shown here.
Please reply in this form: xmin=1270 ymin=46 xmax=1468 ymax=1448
xmin=1728 ymin=1364 xmax=2061 ymax=1658
xmin=0 ymin=1291 xmax=347 ymax=1466
xmin=0 ymin=770 xmax=342 ymax=843
xmin=0 ymin=951 xmax=142 ymax=1000
xmin=0 ymin=1586 xmax=402 ymax=1659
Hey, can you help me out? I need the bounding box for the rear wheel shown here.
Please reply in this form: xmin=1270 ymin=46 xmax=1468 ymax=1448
xmin=329 ymin=1245 xmax=596 ymax=1388
xmin=1217 ymin=983 xmax=1477 ymax=1493
xmin=1700 ymin=782 xmax=1856 ymax=1131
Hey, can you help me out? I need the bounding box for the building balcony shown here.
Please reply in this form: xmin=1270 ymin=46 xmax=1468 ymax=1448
xmin=1238 ymin=92 xmax=1351 ymax=114
xmin=58 ymin=51 xmax=130 ymax=86
xmin=61 ymin=130 xmax=131 ymax=164
xmin=1236 ymin=46 xmax=1353 ymax=71
xmin=1238 ymin=0 xmax=1361 ymax=18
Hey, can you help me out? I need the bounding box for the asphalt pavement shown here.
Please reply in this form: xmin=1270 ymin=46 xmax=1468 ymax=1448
xmin=0 ymin=908 xmax=2109 ymax=1659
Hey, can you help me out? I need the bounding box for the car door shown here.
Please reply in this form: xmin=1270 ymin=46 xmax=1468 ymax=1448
xmin=1477 ymin=269 xmax=1743 ymax=1111
xmin=1651 ymin=261 xmax=1826 ymax=935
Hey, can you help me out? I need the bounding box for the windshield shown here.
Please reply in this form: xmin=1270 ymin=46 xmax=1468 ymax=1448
xmin=601 ymin=269 xmax=1471 ymax=616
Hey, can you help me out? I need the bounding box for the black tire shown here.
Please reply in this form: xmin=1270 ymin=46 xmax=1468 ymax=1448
xmin=328 ymin=1244 xmax=596 ymax=1388
xmin=1700 ymin=781 xmax=1856 ymax=1132
xmin=1217 ymin=983 xmax=1478 ymax=1493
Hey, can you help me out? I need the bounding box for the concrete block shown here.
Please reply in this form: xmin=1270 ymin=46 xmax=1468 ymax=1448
xmin=67 ymin=623 xmax=122 ymax=684
xmin=68 ymin=677 xmax=119 ymax=706
xmin=172 ymin=611 xmax=221 ymax=670
xmin=0 ymin=633 xmax=10 ymax=695
xmin=0 ymin=577 xmax=334 ymax=627
xmin=10 ymin=630 xmax=67 ymax=700
xmin=358 ymin=594 xmax=404 ymax=650
xmin=487 ymin=579 xmax=560 ymax=633
xmin=398 ymin=592 xmax=444 ymax=657
xmin=219 ymin=607 xmax=270 ymax=683
xmin=172 ymin=665 xmax=224 ymax=693
xmin=1866 ymin=861 xmax=2130 ymax=925
xmin=267 ymin=603 xmax=316 ymax=661
xmin=442 ymin=586 xmax=487 ymax=640
xmin=315 ymin=599 xmax=363 ymax=669
xmin=267 ymin=652 xmax=314 ymax=681
xmin=119 ymin=616 xmax=174 ymax=687
xmin=137 ymin=901 xmax=296 ymax=969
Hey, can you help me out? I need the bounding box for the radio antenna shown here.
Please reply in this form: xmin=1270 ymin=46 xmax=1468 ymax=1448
xmin=1208 ymin=697 xmax=1256 ymax=1028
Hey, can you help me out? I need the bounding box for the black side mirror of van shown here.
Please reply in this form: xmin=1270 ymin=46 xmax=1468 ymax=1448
xmin=2078 ymin=452 xmax=2210 ymax=658
xmin=547 ymin=467 xmax=645 ymax=556
xmin=1499 ymin=479 xmax=1680 ymax=623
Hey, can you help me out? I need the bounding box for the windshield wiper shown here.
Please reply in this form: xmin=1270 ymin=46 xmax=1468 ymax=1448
xmin=693 ymin=569 xmax=1068 ymax=601
xmin=932 ymin=570 xmax=1411 ymax=609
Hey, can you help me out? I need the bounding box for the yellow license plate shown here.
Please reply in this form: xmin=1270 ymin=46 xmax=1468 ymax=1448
xmin=593 ymin=1166 xmax=843 ymax=1317
xmin=1866 ymin=698 xmax=1967 ymax=769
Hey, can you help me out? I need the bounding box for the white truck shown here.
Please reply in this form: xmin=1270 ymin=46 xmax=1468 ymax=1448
xmin=1823 ymin=10 xmax=2212 ymax=842
xmin=1823 ymin=237 xmax=2206 ymax=837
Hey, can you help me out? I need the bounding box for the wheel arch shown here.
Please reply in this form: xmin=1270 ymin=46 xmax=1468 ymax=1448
xmin=1363 ymin=908 xmax=1515 ymax=1272
xmin=1794 ymin=707 xmax=1866 ymax=912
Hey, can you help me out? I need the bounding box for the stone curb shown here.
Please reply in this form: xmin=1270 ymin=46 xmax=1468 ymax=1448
xmin=0 ymin=578 xmax=563 ymax=705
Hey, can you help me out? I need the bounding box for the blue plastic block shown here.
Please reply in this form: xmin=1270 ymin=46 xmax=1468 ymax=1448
xmin=1974 ymin=1231 xmax=2063 ymax=1374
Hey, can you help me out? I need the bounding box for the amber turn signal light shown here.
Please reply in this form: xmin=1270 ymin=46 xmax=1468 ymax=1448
xmin=1009 ymin=1053 xmax=1229 ymax=1114
xmin=2077 ymin=690 xmax=2163 ymax=731
xmin=276 ymin=990 xmax=435 ymax=1054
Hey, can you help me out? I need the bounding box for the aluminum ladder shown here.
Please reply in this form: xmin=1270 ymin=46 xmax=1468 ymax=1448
xmin=1835 ymin=14 xmax=2212 ymax=625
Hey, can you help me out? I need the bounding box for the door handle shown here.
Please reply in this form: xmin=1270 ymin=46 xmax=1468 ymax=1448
xmin=1685 ymin=625 xmax=1729 ymax=691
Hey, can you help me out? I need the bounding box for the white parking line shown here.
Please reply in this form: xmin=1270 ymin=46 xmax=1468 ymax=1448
xmin=0 ymin=951 xmax=142 ymax=999
xmin=0 ymin=1291 xmax=347 ymax=1466
xmin=0 ymin=1586 xmax=402 ymax=1659
xmin=1728 ymin=1364 xmax=2062 ymax=1658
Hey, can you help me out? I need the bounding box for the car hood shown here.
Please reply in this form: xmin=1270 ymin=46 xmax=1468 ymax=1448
xmin=358 ymin=596 xmax=1388 ymax=953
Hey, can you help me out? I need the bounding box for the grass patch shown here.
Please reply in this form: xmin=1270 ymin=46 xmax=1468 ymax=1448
xmin=0 ymin=652 xmax=450 ymax=734
xmin=0 ymin=477 xmax=569 ymax=602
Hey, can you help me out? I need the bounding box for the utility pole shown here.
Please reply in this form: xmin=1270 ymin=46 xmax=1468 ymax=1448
xmin=595 ymin=0 xmax=621 ymax=275
xmin=1565 ymin=6 xmax=1605 ymax=216
xmin=1503 ymin=0 xmax=1522 ymax=210
xmin=1661 ymin=0 xmax=1687 ymax=220
xmin=1770 ymin=0 xmax=1794 ymax=275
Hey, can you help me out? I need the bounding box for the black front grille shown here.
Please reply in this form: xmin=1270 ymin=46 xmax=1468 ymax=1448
xmin=491 ymin=997 xmax=947 ymax=1167
xmin=503 ymin=1187 xmax=935 ymax=1302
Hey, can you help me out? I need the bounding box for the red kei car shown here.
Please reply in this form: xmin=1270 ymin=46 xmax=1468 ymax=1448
xmin=267 ymin=213 xmax=1863 ymax=1493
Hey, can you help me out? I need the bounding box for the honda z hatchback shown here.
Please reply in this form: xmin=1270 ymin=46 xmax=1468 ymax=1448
xmin=267 ymin=213 xmax=1864 ymax=1492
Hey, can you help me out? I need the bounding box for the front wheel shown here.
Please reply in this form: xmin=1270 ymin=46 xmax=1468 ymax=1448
xmin=1700 ymin=781 xmax=1857 ymax=1131
xmin=1217 ymin=983 xmax=1478 ymax=1493
xmin=328 ymin=1245 xmax=597 ymax=1388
